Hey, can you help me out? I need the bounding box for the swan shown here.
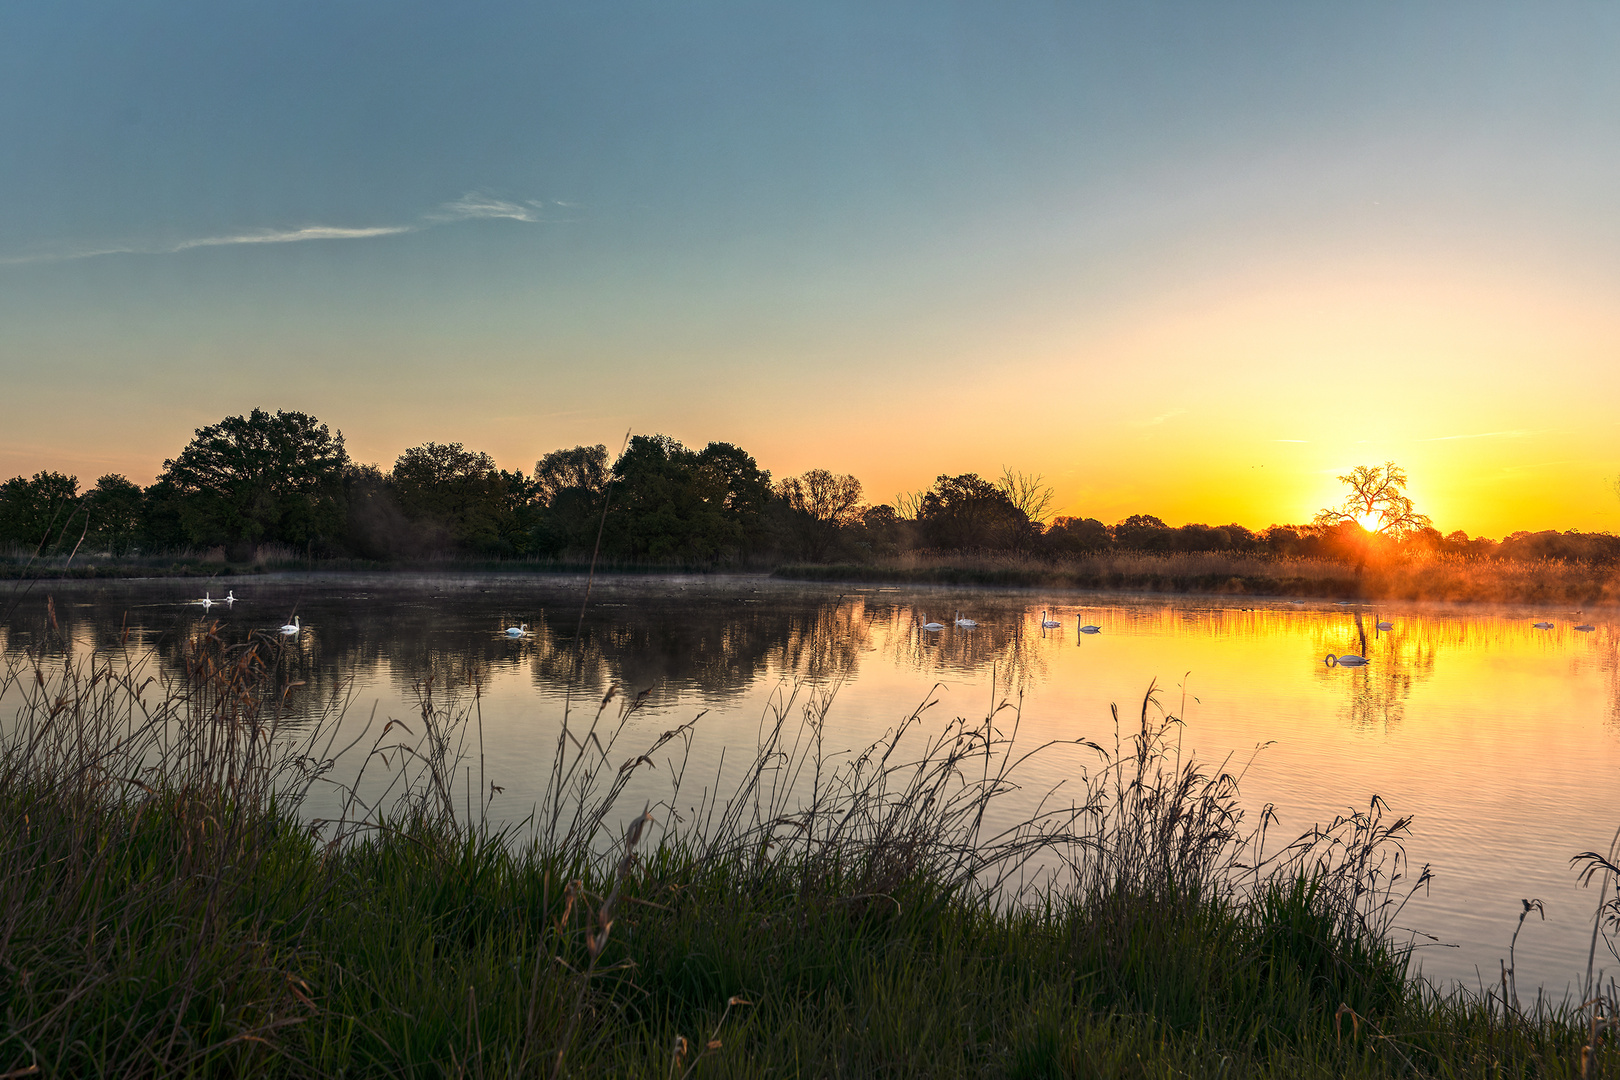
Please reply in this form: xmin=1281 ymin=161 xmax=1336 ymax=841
xmin=279 ymin=615 xmax=301 ymax=636
xmin=196 ymin=591 xmax=213 ymax=609
xmin=223 ymin=590 xmax=237 ymax=605
xmin=504 ymin=623 xmax=529 ymax=637
xmin=1325 ymin=653 xmax=1369 ymax=667
xmin=1040 ymin=610 xmax=1061 ymax=629
xmin=1531 ymin=621 xmax=1554 ymax=630
xmin=954 ymin=611 xmax=977 ymax=629
xmin=1376 ymin=621 xmax=1393 ymax=632
xmin=1575 ymin=624 xmax=1596 ymax=632
xmin=920 ymin=614 xmax=944 ymax=632
xmin=1077 ymin=616 xmax=1101 ymax=634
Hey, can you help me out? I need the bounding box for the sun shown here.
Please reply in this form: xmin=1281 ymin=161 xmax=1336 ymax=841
xmin=1355 ymin=511 xmax=1381 ymax=532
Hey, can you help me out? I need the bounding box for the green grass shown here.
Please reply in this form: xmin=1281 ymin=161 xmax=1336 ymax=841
xmin=0 ymin=637 xmax=1613 ymax=1077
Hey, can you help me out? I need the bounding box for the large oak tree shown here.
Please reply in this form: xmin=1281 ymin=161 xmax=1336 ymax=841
xmin=158 ymin=409 xmax=349 ymax=550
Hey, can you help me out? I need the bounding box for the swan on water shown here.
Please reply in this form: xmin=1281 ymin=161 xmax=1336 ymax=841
xmin=954 ymin=611 xmax=977 ymax=629
xmin=1040 ymin=611 xmax=1061 ymax=629
xmin=1531 ymin=621 xmax=1554 ymax=630
xmin=1077 ymin=616 xmax=1101 ymax=634
xmin=196 ymin=592 xmax=213 ymax=609
xmin=279 ymin=615 xmax=301 ymax=636
xmin=505 ymin=623 xmax=529 ymax=637
xmin=223 ymin=590 xmax=236 ymax=605
xmin=920 ymin=614 xmax=944 ymax=632
xmin=1575 ymin=624 xmax=1596 ymax=632
xmin=1325 ymin=653 xmax=1369 ymax=667
xmin=1376 ymin=621 xmax=1393 ymax=632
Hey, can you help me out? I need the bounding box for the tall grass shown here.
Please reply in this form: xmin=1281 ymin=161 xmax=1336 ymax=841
xmin=0 ymin=628 xmax=1615 ymax=1076
xmin=781 ymin=548 xmax=1620 ymax=604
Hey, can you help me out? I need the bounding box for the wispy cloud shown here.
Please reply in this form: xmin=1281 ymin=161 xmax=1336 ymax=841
xmin=173 ymin=225 xmax=414 ymax=250
xmin=1135 ymin=408 xmax=1187 ymax=427
xmin=1 ymin=191 xmax=562 ymax=266
xmin=1421 ymin=429 xmax=1534 ymax=442
xmin=429 ymin=194 xmax=546 ymax=223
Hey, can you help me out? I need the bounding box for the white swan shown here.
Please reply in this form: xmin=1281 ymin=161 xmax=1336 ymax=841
xmin=505 ymin=623 xmax=529 ymax=637
xmin=920 ymin=614 xmax=944 ymax=632
xmin=1376 ymin=621 xmax=1393 ymax=632
xmin=1325 ymin=653 xmax=1368 ymax=667
xmin=954 ymin=611 xmax=977 ymax=629
xmin=196 ymin=591 xmax=213 ymax=609
xmin=279 ymin=615 xmax=301 ymax=636
xmin=1575 ymin=624 xmax=1595 ymax=632
xmin=1531 ymin=621 xmax=1554 ymax=630
xmin=1040 ymin=610 xmax=1061 ymax=629
xmin=223 ymin=590 xmax=237 ymax=605
xmin=1076 ymin=615 xmax=1101 ymax=634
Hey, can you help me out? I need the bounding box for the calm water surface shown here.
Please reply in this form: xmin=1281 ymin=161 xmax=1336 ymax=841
xmin=4 ymin=573 xmax=1617 ymax=995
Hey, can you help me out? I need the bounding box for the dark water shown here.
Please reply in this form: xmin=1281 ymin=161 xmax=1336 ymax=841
xmin=3 ymin=572 xmax=1618 ymax=995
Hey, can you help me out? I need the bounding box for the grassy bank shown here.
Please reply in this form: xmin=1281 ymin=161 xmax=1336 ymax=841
xmin=0 ymin=551 xmax=726 ymax=581
xmin=778 ymin=550 xmax=1620 ymax=605
xmin=11 ymin=545 xmax=1620 ymax=607
xmin=1 ymin=634 xmax=1615 ymax=1077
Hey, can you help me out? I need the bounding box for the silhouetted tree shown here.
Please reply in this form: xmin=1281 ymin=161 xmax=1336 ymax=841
xmin=603 ymin=435 xmax=771 ymax=562
xmin=1046 ymin=515 xmax=1110 ymax=554
xmin=534 ymin=445 xmax=610 ymax=504
xmin=858 ymin=504 xmax=904 ymax=556
xmin=775 ymin=469 xmax=864 ymax=560
xmin=0 ymin=471 xmax=81 ymax=554
xmin=996 ymin=469 xmax=1055 ymax=540
xmin=529 ymin=445 xmax=611 ymax=556
xmin=915 ymin=474 xmax=1030 ymax=550
xmin=342 ymin=464 xmax=408 ymax=559
xmin=157 ymin=409 xmax=349 ymax=552
xmin=391 ymin=442 xmax=512 ymax=554
xmin=1315 ymin=462 xmax=1432 ymax=581
xmin=1113 ymin=513 xmax=1170 ymax=551
xmin=136 ymin=478 xmax=187 ymax=551
xmin=85 ymin=474 xmax=144 ymax=555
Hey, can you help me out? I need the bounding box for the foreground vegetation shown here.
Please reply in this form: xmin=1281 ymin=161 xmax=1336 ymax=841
xmin=2 ymin=629 xmax=1617 ymax=1077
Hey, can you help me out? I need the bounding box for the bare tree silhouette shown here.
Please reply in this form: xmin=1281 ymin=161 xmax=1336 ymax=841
xmin=1315 ymin=462 xmax=1432 ymax=586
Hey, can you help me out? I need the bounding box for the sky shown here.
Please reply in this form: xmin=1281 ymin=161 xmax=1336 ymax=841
xmin=1 ymin=1 xmax=1618 ymax=537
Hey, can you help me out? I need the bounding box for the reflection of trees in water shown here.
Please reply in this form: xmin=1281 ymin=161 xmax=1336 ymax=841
xmin=525 ymin=597 xmax=872 ymax=703
xmin=11 ymin=584 xmax=1617 ymax=736
xmin=762 ymin=597 xmax=870 ymax=683
xmin=876 ymin=607 xmax=1050 ymax=698
xmin=1586 ymin=626 xmax=1620 ymax=728
xmin=1311 ymin=611 xmax=1438 ymax=729
xmin=148 ymin=622 xmax=363 ymax=726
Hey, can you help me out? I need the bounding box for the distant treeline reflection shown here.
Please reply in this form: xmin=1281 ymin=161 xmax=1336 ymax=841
xmin=3 ymin=407 xmax=1617 ymax=571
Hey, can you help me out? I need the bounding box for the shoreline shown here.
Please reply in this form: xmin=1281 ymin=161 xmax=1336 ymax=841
xmin=4 ymin=553 xmax=1619 ymax=606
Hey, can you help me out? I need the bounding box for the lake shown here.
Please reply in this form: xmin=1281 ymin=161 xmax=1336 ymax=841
xmin=2 ymin=572 xmax=1616 ymax=997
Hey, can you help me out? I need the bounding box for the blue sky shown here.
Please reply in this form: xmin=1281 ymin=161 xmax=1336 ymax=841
xmin=3 ymin=2 xmax=1618 ymax=532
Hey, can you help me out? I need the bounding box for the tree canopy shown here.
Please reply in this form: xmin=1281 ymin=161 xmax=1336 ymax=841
xmin=0 ymin=472 xmax=81 ymax=554
xmin=603 ymin=435 xmax=772 ymax=561
xmin=915 ymin=473 xmax=1030 ymax=550
xmin=776 ymin=469 xmax=864 ymax=560
xmin=158 ymin=409 xmax=349 ymax=550
xmin=1314 ymin=463 xmax=1432 ymax=540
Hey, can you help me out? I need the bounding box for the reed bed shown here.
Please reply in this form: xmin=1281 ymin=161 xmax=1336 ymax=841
xmin=781 ymin=549 xmax=1620 ymax=605
xmin=0 ymin=629 xmax=1616 ymax=1077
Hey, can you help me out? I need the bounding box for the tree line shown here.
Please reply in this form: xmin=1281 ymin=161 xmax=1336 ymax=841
xmin=1 ymin=408 xmax=1616 ymax=567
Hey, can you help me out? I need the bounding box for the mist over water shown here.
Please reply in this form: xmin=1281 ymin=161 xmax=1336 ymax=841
xmin=3 ymin=572 xmax=1617 ymax=996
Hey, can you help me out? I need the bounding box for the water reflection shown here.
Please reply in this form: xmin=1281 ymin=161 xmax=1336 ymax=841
xmin=5 ymin=579 xmax=1619 ymax=729
xmin=1308 ymin=611 xmax=1439 ymax=729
